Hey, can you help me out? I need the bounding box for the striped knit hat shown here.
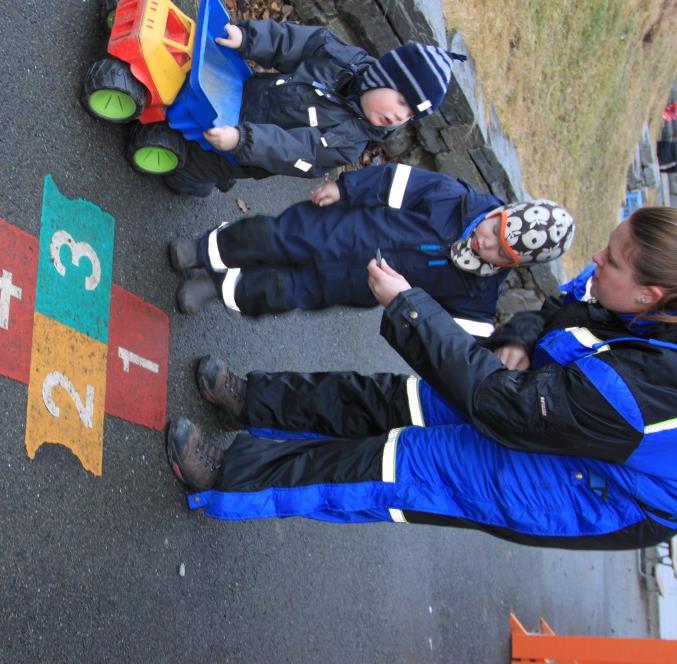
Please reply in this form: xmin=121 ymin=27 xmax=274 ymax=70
xmin=360 ymin=43 xmax=466 ymax=119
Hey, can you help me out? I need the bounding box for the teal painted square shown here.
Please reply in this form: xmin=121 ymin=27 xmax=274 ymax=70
xmin=35 ymin=176 xmax=115 ymax=343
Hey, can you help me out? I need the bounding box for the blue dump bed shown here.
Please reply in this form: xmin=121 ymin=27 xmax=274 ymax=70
xmin=167 ymin=0 xmax=251 ymax=164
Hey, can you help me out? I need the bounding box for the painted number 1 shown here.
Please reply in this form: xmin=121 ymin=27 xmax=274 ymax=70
xmin=42 ymin=371 xmax=95 ymax=428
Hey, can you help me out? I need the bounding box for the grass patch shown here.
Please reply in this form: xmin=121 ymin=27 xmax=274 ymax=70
xmin=443 ymin=0 xmax=677 ymax=272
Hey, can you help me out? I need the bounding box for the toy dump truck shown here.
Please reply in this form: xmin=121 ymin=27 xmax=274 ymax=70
xmin=82 ymin=0 xmax=250 ymax=175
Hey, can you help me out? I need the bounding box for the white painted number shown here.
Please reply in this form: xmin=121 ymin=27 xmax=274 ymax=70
xmin=0 ymin=269 xmax=22 ymax=330
xmin=50 ymin=230 xmax=101 ymax=291
xmin=42 ymin=371 xmax=95 ymax=428
xmin=118 ymin=347 xmax=159 ymax=374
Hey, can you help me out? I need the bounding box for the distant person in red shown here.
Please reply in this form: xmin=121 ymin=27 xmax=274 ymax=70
xmin=663 ymin=102 xmax=677 ymax=122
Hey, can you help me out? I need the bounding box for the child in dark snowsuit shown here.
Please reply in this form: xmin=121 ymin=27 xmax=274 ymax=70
xmin=164 ymin=19 xmax=466 ymax=196
xmin=169 ymin=162 xmax=575 ymax=333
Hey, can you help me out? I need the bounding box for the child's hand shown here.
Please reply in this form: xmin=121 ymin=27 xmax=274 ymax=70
xmin=204 ymin=126 xmax=240 ymax=151
xmin=367 ymin=258 xmax=412 ymax=307
xmin=494 ymin=343 xmax=530 ymax=370
xmin=215 ymin=23 xmax=243 ymax=49
xmin=311 ymin=181 xmax=340 ymax=207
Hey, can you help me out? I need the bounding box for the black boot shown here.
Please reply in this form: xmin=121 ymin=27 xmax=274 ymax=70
xmin=164 ymin=170 xmax=215 ymax=197
xmin=166 ymin=418 xmax=225 ymax=491
xmin=176 ymin=270 xmax=219 ymax=314
xmin=168 ymin=238 xmax=202 ymax=271
xmin=216 ymin=177 xmax=235 ymax=193
xmin=196 ymin=355 xmax=247 ymax=431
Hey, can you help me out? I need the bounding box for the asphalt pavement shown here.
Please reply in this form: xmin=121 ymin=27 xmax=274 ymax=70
xmin=0 ymin=2 xmax=656 ymax=661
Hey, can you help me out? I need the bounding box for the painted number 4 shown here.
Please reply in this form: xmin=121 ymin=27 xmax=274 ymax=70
xmin=42 ymin=371 xmax=95 ymax=429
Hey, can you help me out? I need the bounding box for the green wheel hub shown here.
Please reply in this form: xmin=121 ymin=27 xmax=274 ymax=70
xmin=132 ymin=146 xmax=180 ymax=174
xmin=106 ymin=10 xmax=116 ymax=30
xmin=88 ymin=89 xmax=137 ymax=121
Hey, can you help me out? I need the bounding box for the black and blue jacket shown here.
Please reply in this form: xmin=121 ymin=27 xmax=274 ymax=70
xmin=384 ymin=284 xmax=677 ymax=545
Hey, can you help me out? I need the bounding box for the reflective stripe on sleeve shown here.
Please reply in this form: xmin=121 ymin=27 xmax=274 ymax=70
xmin=220 ymin=268 xmax=242 ymax=312
xmin=294 ymin=159 xmax=312 ymax=172
xmin=207 ymin=222 xmax=229 ymax=272
xmin=406 ymin=376 xmax=424 ymax=426
xmin=307 ymin=106 xmax=318 ymax=127
xmin=570 ymin=326 xmax=607 ymax=352
xmin=452 ymin=317 xmax=495 ymax=338
xmin=387 ymin=164 xmax=412 ymax=209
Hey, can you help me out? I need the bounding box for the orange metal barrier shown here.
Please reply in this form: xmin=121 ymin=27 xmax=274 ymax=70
xmin=510 ymin=612 xmax=677 ymax=663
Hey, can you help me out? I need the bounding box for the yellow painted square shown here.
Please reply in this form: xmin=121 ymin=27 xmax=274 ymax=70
xmin=25 ymin=313 xmax=108 ymax=476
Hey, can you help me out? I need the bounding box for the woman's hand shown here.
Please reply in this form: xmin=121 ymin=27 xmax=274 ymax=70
xmin=215 ymin=23 xmax=243 ymax=49
xmin=311 ymin=180 xmax=340 ymax=207
xmin=203 ymin=126 xmax=240 ymax=151
xmin=494 ymin=342 xmax=530 ymax=370
xmin=367 ymin=258 xmax=412 ymax=307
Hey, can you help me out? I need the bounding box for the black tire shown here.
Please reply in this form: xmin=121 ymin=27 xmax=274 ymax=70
xmin=100 ymin=0 xmax=118 ymax=32
xmin=81 ymin=57 xmax=148 ymax=123
xmin=126 ymin=123 xmax=188 ymax=175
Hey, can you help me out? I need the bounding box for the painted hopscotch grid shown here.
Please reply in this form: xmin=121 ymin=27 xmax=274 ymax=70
xmin=0 ymin=176 xmax=169 ymax=477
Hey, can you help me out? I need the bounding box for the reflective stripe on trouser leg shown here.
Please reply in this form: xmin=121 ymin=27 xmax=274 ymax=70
xmin=382 ymin=427 xmax=407 ymax=523
xmin=207 ymin=222 xmax=229 ymax=272
xmin=221 ymin=268 xmax=242 ymax=312
xmin=406 ymin=376 xmax=424 ymax=426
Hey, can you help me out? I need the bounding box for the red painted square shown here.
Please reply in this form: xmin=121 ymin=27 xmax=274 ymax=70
xmin=0 ymin=218 xmax=38 ymax=383
xmin=106 ymin=285 xmax=169 ymax=430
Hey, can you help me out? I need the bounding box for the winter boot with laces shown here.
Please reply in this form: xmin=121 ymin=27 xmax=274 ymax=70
xmin=196 ymin=354 xmax=247 ymax=430
xmin=168 ymin=238 xmax=202 ymax=272
xmin=166 ymin=417 xmax=225 ymax=491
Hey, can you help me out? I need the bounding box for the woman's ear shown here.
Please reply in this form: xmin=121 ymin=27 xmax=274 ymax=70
xmin=642 ymin=285 xmax=665 ymax=307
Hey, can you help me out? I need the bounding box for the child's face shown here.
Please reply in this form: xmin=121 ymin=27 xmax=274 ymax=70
xmin=472 ymin=212 xmax=517 ymax=267
xmin=360 ymin=88 xmax=414 ymax=127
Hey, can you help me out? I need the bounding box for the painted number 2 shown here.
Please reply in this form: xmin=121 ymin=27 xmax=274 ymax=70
xmin=42 ymin=371 xmax=95 ymax=429
xmin=50 ymin=230 xmax=101 ymax=291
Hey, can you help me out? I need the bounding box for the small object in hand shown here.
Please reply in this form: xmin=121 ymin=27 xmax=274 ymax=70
xmin=375 ymin=248 xmax=382 ymax=267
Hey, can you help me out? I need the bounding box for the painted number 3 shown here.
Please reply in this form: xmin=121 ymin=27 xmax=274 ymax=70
xmin=50 ymin=230 xmax=101 ymax=291
xmin=42 ymin=371 xmax=95 ymax=429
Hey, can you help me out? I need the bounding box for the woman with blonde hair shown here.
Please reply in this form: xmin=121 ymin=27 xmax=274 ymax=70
xmin=168 ymin=206 xmax=677 ymax=550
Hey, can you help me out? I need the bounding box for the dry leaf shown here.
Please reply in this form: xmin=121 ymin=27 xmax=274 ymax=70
xmin=236 ymin=197 xmax=250 ymax=213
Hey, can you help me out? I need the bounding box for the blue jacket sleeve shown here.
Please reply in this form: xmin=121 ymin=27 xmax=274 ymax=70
xmin=233 ymin=120 xmax=372 ymax=178
xmin=237 ymin=20 xmax=347 ymax=73
xmin=339 ymin=163 xmax=471 ymax=211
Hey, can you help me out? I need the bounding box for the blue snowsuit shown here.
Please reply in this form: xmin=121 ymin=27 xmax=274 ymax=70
xmin=189 ymin=287 xmax=677 ymax=549
xmin=201 ymin=163 xmax=504 ymax=326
